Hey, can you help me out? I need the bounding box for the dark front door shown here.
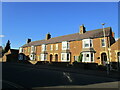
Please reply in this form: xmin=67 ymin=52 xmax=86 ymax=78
xmin=55 ymin=54 xmax=58 ymax=62
xmin=117 ymin=52 xmax=120 ymax=67
xmin=50 ymin=54 xmax=53 ymax=62
xmin=101 ymin=53 xmax=107 ymax=66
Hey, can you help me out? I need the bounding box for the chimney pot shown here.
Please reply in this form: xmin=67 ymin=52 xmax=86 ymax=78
xmin=79 ymin=24 xmax=86 ymax=34
xmin=46 ymin=33 xmax=51 ymax=40
xmin=26 ymin=38 xmax=31 ymax=44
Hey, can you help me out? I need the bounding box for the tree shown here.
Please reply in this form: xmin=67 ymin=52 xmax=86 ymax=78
xmin=78 ymin=53 xmax=83 ymax=62
xmin=4 ymin=40 xmax=11 ymax=53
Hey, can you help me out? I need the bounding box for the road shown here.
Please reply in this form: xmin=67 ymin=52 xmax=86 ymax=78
xmin=2 ymin=63 xmax=120 ymax=89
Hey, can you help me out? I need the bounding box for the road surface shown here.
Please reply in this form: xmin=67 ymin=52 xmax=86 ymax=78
xmin=2 ymin=63 xmax=120 ymax=89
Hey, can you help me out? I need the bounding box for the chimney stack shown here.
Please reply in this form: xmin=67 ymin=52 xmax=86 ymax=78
xmin=26 ymin=38 xmax=31 ymax=44
xmin=112 ymin=32 xmax=115 ymax=37
xmin=79 ymin=24 xmax=86 ymax=34
xmin=46 ymin=33 xmax=51 ymax=40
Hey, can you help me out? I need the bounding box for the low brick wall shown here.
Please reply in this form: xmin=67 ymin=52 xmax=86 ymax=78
xmin=73 ymin=62 xmax=98 ymax=70
xmin=35 ymin=61 xmax=49 ymax=65
xmin=50 ymin=62 xmax=70 ymax=67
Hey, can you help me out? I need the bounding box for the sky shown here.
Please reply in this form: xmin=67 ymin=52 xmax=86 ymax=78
xmin=1 ymin=2 xmax=119 ymax=49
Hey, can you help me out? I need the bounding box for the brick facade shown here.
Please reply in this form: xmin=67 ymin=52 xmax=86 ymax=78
xmin=19 ymin=26 xmax=118 ymax=65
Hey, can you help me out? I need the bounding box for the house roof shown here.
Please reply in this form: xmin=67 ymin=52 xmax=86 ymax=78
xmin=110 ymin=38 xmax=120 ymax=50
xmin=22 ymin=27 xmax=112 ymax=47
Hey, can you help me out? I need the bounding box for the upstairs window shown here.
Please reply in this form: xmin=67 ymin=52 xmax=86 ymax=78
xmin=101 ymin=39 xmax=106 ymax=47
xmin=28 ymin=47 xmax=30 ymax=53
xmin=56 ymin=44 xmax=58 ymax=50
xmin=50 ymin=45 xmax=53 ymax=51
xmin=62 ymin=41 xmax=69 ymax=50
xmin=41 ymin=44 xmax=47 ymax=51
xmin=31 ymin=46 xmax=36 ymax=52
xmin=82 ymin=39 xmax=93 ymax=48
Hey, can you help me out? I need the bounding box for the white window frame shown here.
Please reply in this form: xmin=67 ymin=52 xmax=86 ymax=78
xmin=62 ymin=41 xmax=69 ymax=50
xmin=40 ymin=54 xmax=47 ymax=61
xmin=50 ymin=45 xmax=53 ymax=51
xmin=19 ymin=47 xmax=23 ymax=53
xmin=61 ymin=53 xmax=70 ymax=62
xmin=30 ymin=54 xmax=36 ymax=60
xmin=56 ymin=44 xmax=58 ymax=50
xmin=41 ymin=44 xmax=47 ymax=51
xmin=101 ymin=39 xmax=106 ymax=47
xmin=82 ymin=39 xmax=93 ymax=48
xmin=31 ymin=46 xmax=36 ymax=53
xmin=82 ymin=52 xmax=94 ymax=62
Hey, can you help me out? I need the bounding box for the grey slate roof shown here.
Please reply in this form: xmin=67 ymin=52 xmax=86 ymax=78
xmin=22 ymin=27 xmax=112 ymax=47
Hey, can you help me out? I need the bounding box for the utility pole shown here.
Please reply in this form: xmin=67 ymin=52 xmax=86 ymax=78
xmin=101 ymin=23 xmax=110 ymax=75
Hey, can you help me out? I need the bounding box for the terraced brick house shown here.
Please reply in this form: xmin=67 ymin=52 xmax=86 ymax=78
xmin=18 ymin=25 xmax=118 ymax=65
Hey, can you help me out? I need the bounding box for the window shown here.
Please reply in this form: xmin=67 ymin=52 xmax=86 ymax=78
xmin=91 ymin=53 xmax=93 ymax=61
xmin=19 ymin=47 xmax=23 ymax=53
xmin=31 ymin=46 xmax=36 ymax=53
xmin=41 ymin=54 xmax=44 ymax=61
xmin=50 ymin=45 xmax=53 ymax=51
xmin=61 ymin=53 xmax=70 ymax=62
xmin=56 ymin=44 xmax=58 ymax=50
xmin=41 ymin=54 xmax=47 ymax=61
xmin=27 ymin=47 xmax=30 ymax=53
xmin=82 ymin=39 xmax=93 ymax=48
xmin=67 ymin=54 xmax=69 ymax=61
xmin=62 ymin=41 xmax=69 ymax=50
xmin=31 ymin=46 xmax=34 ymax=51
xmin=30 ymin=54 xmax=35 ymax=60
xmin=101 ymin=39 xmax=106 ymax=47
xmin=82 ymin=52 xmax=94 ymax=62
xmin=62 ymin=53 xmax=66 ymax=60
xmin=41 ymin=44 xmax=46 ymax=51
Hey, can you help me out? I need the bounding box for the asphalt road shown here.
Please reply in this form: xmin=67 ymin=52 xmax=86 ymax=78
xmin=2 ymin=63 xmax=120 ymax=89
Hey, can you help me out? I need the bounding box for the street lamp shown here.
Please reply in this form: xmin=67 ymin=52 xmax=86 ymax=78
xmin=101 ymin=23 xmax=110 ymax=75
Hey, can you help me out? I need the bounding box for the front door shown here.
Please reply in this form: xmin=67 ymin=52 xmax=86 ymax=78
xmin=50 ymin=54 xmax=53 ymax=62
xmin=101 ymin=53 xmax=107 ymax=66
xmin=117 ymin=52 xmax=120 ymax=67
xmin=55 ymin=54 xmax=58 ymax=62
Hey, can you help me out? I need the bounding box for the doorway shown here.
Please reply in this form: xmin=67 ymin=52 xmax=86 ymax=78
xmin=101 ymin=53 xmax=107 ymax=65
xmin=55 ymin=54 xmax=58 ymax=62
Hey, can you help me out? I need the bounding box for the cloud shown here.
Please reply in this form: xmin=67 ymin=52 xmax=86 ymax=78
xmin=0 ymin=35 xmax=5 ymax=37
xmin=115 ymin=38 xmax=120 ymax=41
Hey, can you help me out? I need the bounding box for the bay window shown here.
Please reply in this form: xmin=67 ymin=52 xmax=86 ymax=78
xmin=30 ymin=54 xmax=36 ymax=60
xmin=82 ymin=39 xmax=93 ymax=48
xmin=82 ymin=52 xmax=94 ymax=62
xmin=41 ymin=54 xmax=47 ymax=61
xmin=61 ymin=53 xmax=70 ymax=62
